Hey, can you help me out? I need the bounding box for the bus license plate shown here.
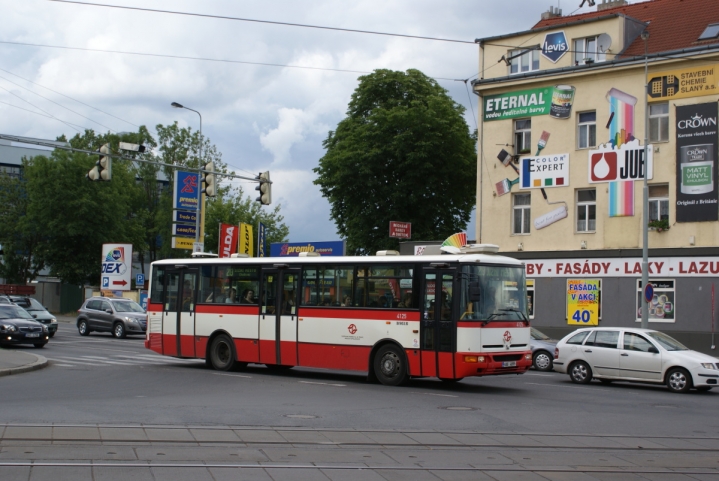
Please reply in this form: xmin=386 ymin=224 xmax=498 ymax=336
xmin=26 ymin=333 xmax=40 ymax=338
xmin=502 ymin=361 xmax=516 ymax=367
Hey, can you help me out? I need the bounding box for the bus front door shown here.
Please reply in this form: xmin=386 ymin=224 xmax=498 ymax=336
xmin=162 ymin=268 xmax=198 ymax=358
xmin=420 ymin=269 xmax=457 ymax=379
xmin=259 ymin=268 xmax=300 ymax=366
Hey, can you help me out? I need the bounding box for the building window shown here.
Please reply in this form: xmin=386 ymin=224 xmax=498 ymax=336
xmin=576 ymin=189 xmax=596 ymax=232
xmin=648 ymin=184 xmax=669 ymax=223
xmin=649 ymin=103 xmax=669 ymax=142
xmin=573 ymin=36 xmax=607 ymax=65
xmin=509 ymin=48 xmax=539 ymax=75
xmin=637 ymin=279 xmax=675 ymax=322
xmin=698 ymin=23 xmax=719 ymax=40
xmin=512 ymin=193 xmax=531 ymax=235
xmin=514 ymin=119 xmax=531 ymax=155
xmin=577 ymin=111 xmax=596 ymax=149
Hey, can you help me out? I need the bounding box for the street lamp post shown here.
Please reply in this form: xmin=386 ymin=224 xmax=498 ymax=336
xmin=641 ymin=31 xmax=650 ymax=330
xmin=171 ymin=102 xmax=203 ymax=249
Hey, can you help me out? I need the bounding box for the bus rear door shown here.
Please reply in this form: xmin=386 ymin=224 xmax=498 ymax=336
xmin=420 ymin=269 xmax=457 ymax=379
xmin=259 ymin=267 xmax=300 ymax=366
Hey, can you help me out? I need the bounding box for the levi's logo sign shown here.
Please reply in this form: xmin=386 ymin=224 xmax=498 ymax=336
xmin=542 ymin=31 xmax=568 ymax=63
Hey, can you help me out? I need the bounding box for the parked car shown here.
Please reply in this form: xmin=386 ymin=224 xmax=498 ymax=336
xmin=530 ymin=327 xmax=558 ymax=371
xmin=554 ymin=327 xmax=719 ymax=393
xmin=0 ymin=304 xmax=49 ymax=348
xmin=76 ymin=297 xmax=147 ymax=338
xmin=7 ymin=296 xmax=58 ymax=338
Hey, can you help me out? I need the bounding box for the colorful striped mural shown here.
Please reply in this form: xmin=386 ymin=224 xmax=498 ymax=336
xmin=607 ymin=88 xmax=637 ymax=148
xmin=608 ymin=180 xmax=634 ymax=217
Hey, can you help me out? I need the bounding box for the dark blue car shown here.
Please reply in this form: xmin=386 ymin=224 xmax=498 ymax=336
xmin=0 ymin=304 xmax=50 ymax=348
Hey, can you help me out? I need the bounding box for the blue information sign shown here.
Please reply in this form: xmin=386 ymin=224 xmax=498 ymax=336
xmin=173 ymin=171 xmax=199 ymax=211
xmin=136 ymin=273 xmax=145 ymax=286
xmin=270 ymin=240 xmax=346 ymax=257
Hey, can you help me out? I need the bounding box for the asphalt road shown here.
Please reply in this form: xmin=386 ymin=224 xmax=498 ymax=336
xmin=1 ymin=323 xmax=718 ymax=480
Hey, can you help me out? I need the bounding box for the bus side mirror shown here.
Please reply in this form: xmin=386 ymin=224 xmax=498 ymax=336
xmin=469 ymin=281 xmax=481 ymax=302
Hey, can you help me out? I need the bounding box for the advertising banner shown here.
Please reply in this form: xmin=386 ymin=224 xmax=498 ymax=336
xmin=270 ymin=240 xmax=346 ymax=257
xmin=218 ymin=223 xmax=238 ymax=258
xmin=173 ymin=171 xmax=199 ymax=211
xmin=519 ymin=153 xmax=569 ymax=189
xmin=541 ymin=31 xmax=568 ymax=63
xmin=567 ymin=279 xmax=600 ymax=326
xmin=258 ymin=222 xmax=266 ymax=257
xmin=173 ymin=210 xmax=196 ymax=224
xmin=675 ymin=102 xmax=719 ymax=222
xmin=238 ymin=223 xmax=254 ymax=257
xmin=171 ymin=237 xmax=194 ymax=249
xmin=100 ymin=244 xmax=133 ymax=291
xmin=483 ymin=87 xmax=553 ymax=121
xmin=648 ymin=65 xmax=719 ymax=101
xmin=588 ymin=140 xmax=653 ymax=183
xmin=172 ymin=224 xmax=196 ymax=237
xmin=524 ymin=256 xmax=719 ymax=278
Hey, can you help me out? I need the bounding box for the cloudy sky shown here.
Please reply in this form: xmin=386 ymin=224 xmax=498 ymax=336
xmin=2 ymin=0 xmax=609 ymax=245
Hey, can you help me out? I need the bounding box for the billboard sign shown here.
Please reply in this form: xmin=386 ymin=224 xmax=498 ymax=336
xmin=566 ymin=279 xmax=600 ymax=326
xmin=101 ymin=243 xmax=133 ymax=291
xmin=588 ymin=140 xmax=653 ymax=183
xmin=270 ymin=240 xmax=346 ymax=257
xmin=648 ymin=65 xmax=719 ymax=101
xmin=541 ymin=31 xmax=569 ymax=63
xmin=173 ymin=210 xmax=196 ymax=224
xmin=239 ymin=223 xmax=254 ymax=257
xmin=218 ymin=223 xmax=238 ymax=258
xmin=389 ymin=221 xmax=411 ymax=239
xmin=483 ymin=87 xmax=553 ymax=121
xmin=519 ymin=153 xmax=569 ymax=189
xmin=675 ymin=102 xmax=719 ymax=222
xmin=173 ymin=171 xmax=199 ymax=211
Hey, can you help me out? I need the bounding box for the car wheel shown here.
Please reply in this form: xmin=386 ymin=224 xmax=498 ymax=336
xmin=78 ymin=320 xmax=90 ymax=336
xmin=533 ymin=351 xmax=553 ymax=372
xmin=666 ymin=367 xmax=692 ymax=393
xmin=569 ymin=361 xmax=592 ymax=384
xmin=696 ymin=386 xmax=713 ymax=392
xmin=113 ymin=322 xmax=127 ymax=339
xmin=209 ymin=334 xmax=237 ymax=371
xmin=48 ymin=332 xmax=55 ymax=338
xmin=33 ymin=343 xmax=47 ymax=348
xmin=373 ymin=344 xmax=408 ymax=386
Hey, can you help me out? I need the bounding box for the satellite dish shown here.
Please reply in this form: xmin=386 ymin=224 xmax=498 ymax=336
xmin=598 ymin=33 xmax=612 ymax=52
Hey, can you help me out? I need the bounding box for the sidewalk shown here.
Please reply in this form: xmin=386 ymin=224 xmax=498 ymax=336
xmin=0 ymin=348 xmax=48 ymax=377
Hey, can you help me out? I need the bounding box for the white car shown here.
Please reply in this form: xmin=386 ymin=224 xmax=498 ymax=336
xmin=553 ymin=327 xmax=719 ymax=393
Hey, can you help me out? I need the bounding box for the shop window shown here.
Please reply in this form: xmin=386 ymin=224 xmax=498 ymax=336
xmin=637 ymin=280 xmax=675 ymax=322
xmin=509 ymin=48 xmax=539 ymax=75
xmin=577 ymin=111 xmax=596 ymax=149
xmin=512 ymin=193 xmax=531 ymax=235
xmin=576 ymin=189 xmax=596 ymax=232
xmin=649 ymin=103 xmax=669 ymax=142
xmin=573 ymin=36 xmax=607 ymax=65
xmin=526 ymin=279 xmax=535 ymax=319
xmin=648 ymin=184 xmax=669 ymax=223
xmin=514 ymin=119 xmax=531 ymax=155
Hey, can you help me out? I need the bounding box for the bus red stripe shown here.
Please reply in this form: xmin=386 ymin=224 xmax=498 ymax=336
xmin=299 ymin=308 xmax=420 ymax=321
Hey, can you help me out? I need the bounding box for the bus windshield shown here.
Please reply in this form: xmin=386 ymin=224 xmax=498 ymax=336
xmin=459 ymin=265 xmax=527 ymax=322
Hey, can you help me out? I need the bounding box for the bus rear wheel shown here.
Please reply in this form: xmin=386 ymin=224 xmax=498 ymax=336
xmin=209 ymin=334 xmax=237 ymax=371
xmin=374 ymin=344 xmax=408 ymax=386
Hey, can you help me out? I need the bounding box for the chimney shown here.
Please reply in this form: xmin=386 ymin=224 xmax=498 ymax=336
xmin=541 ymin=6 xmax=563 ymax=20
xmin=597 ymin=0 xmax=628 ymax=11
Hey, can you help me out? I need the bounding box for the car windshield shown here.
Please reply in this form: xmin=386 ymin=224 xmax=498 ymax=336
xmin=646 ymin=331 xmax=688 ymax=351
xmin=112 ymin=300 xmax=145 ymax=313
xmin=0 ymin=305 xmax=34 ymax=320
xmin=531 ymin=328 xmax=551 ymax=340
xmin=26 ymin=298 xmax=46 ymax=311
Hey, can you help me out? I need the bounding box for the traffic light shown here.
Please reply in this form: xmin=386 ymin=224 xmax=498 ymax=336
xmin=201 ymin=162 xmax=216 ymax=197
xmin=255 ymin=171 xmax=271 ymax=205
xmin=87 ymin=144 xmax=111 ymax=181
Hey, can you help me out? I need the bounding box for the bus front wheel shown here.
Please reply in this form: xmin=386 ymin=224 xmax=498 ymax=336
xmin=374 ymin=344 xmax=408 ymax=386
xmin=209 ymin=334 xmax=237 ymax=371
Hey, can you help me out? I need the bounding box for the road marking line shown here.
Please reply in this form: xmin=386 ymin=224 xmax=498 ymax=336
xmin=213 ymin=373 xmax=252 ymax=378
xmin=408 ymin=392 xmax=459 ymax=398
xmin=298 ymin=381 xmax=346 ymax=387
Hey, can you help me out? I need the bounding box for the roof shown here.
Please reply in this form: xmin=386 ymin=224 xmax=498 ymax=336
xmin=533 ymin=0 xmax=719 ymax=57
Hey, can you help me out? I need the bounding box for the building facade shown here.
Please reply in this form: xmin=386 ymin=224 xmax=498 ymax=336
xmin=472 ymin=0 xmax=719 ymax=350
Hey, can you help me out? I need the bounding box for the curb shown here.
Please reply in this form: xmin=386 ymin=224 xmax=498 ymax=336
xmin=0 ymin=352 xmax=49 ymax=378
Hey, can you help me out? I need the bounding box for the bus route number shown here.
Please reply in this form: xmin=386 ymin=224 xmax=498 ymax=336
xmin=396 ymin=313 xmax=407 ymax=320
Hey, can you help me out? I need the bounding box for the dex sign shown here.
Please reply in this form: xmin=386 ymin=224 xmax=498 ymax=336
xmin=101 ymin=243 xmax=133 ymax=291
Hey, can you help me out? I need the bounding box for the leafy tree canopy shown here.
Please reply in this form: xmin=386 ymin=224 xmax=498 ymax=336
xmin=314 ymin=69 xmax=477 ymax=255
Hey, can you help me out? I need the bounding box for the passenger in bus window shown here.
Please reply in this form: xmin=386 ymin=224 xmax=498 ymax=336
xmin=241 ymin=289 xmax=255 ymax=304
xmin=225 ymin=288 xmax=237 ymax=303
xmin=282 ymin=291 xmax=295 ymax=314
xmin=398 ymin=293 xmax=412 ymax=308
xmin=342 ymin=295 xmax=352 ymax=307
xmin=378 ymin=296 xmax=388 ymax=308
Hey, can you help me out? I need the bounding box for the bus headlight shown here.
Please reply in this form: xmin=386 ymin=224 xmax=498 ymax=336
xmin=464 ymin=356 xmax=485 ymax=363
xmin=524 ymin=353 xmax=532 ymax=360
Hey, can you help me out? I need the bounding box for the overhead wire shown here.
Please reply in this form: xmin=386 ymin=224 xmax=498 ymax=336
xmin=0 ymin=100 xmax=88 ymax=130
xmin=0 ymin=66 xmax=138 ymax=128
xmin=47 ymin=0 xmax=477 ymax=45
xmin=0 ymin=85 xmax=85 ymax=132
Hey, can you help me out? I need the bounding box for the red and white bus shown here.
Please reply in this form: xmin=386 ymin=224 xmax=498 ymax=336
xmin=145 ymin=247 xmax=532 ymax=385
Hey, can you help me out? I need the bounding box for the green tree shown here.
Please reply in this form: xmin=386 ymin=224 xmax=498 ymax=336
xmin=21 ymin=130 xmax=147 ymax=285
xmin=204 ymin=185 xmax=289 ymax=255
xmin=314 ymin=69 xmax=477 ymax=255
